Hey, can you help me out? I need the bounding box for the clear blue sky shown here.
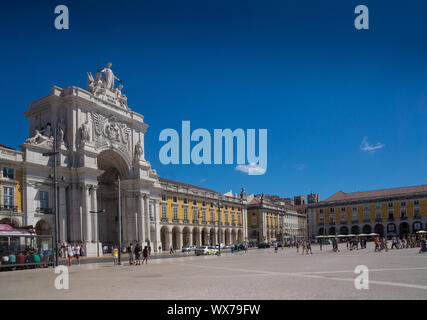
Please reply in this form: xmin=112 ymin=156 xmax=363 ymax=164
xmin=1 ymin=0 xmax=427 ymax=200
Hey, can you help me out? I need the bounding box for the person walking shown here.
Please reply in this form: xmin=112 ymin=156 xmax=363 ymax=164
xmin=296 ymin=240 xmax=300 ymax=253
xmin=231 ymin=245 xmax=235 ymax=255
xmin=112 ymin=245 xmax=119 ymax=265
xmin=374 ymin=235 xmax=380 ymax=252
xmin=169 ymin=246 xmax=174 ymax=254
xmin=142 ymin=246 xmax=149 ymax=264
xmin=67 ymin=244 xmax=74 ymax=266
xmin=74 ymin=243 xmax=81 ymax=265
xmin=244 ymin=242 xmax=248 ymax=253
xmin=134 ymin=244 xmax=142 ymax=265
xmin=274 ymin=242 xmax=278 ymax=253
xmin=127 ymin=243 xmax=134 ymax=265
xmin=306 ymin=240 xmax=313 ymax=254
xmin=391 ymin=236 xmax=398 ymax=249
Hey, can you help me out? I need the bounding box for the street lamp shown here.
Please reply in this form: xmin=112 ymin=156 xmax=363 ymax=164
xmin=89 ymin=208 xmax=106 ymax=257
xmin=117 ymin=175 xmax=122 ymax=265
xmin=42 ymin=128 xmax=59 ymax=267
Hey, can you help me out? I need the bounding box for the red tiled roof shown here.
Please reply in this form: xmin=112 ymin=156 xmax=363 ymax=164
xmin=324 ymin=185 xmax=427 ymax=202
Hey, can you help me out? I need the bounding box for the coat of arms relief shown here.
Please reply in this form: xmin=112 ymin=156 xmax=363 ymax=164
xmin=91 ymin=113 xmax=131 ymax=158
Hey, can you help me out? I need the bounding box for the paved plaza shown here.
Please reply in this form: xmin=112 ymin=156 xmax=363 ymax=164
xmin=0 ymin=243 xmax=426 ymax=300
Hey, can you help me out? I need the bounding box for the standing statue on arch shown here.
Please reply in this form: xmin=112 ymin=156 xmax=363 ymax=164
xmin=97 ymin=62 xmax=122 ymax=91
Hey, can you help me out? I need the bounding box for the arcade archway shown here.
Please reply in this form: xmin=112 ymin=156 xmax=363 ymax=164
xmin=96 ymin=150 xmax=130 ymax=246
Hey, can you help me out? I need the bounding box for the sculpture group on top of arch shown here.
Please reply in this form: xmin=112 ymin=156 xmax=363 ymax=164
xmin=87 ymin=62 xmax=129 ymax=110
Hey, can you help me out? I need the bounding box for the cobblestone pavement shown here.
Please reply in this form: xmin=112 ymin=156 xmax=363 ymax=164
xmin=1 ymin=243 xmax=426 ymax=300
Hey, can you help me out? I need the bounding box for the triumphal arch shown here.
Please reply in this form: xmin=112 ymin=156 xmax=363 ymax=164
xmin=21 ymin=63 xmax=162 ymax=256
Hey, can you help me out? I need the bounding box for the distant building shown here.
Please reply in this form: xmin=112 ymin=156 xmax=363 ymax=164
xmin=308 ymin=185 xmax=427 ymax=238
xmin=307 ymin=193 xmax=319 ymax=204
xmin=294 ymin=195 xmax=306 ymax=205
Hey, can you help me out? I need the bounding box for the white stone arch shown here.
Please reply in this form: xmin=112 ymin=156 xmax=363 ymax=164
xmin=35 ymin=219 xmax=52 ymax=235
xmin=160 ymin=225 xmax=172 ymax=252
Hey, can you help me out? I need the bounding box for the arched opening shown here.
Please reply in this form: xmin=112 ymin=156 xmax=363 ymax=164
xmin=231 ymin=229 xmax=236 ymax=244
xmin=160 ymin=226 xmax=169 ymax=251
xmin=351 ymin=225 xmax=360 ymax=235
xmin=182 ymin=227 xmax=191 ymax=248
xmin=237 ymin=229 xmax=243 ymax=242
xmin=374 ymin=224 xmax=384 ymax=237
xmin=412 ymin=221 xmax=422 ymax=232
xmin=362 ymin=225 xmax=372 ymax=234
xmin=201 ymin=228 xmax=209 ymax=246
xmin=328 ymin=227 xmax=336 ymax=235
xmin=35 ymin=219 xmax=52 ymax=235
xmin=172 ymin=227 xmax=180 ymax=250
xmin=192 ymin=228 xmax=200 ymax=246
xmin=318 ymin=228 xmax=325 ymax=236
xmin=386 ymin=223 xmax=396 ymax=236
xmin=339 ymin=226 xmax=348 ymax=235
xmin=96 ymin=150 xmax=130 ymax=247
xmin=0 ymin=218 xmax=20 ymax=228
xmin=225 ymin=229 xmax=231 ymax=245
xmin=250 ymin=230 xmax=259 ymax=243
xmin=209 ymin=228 xmax=216 ymax=246
xmin=399 ymin=222 xmax=409 ymax=237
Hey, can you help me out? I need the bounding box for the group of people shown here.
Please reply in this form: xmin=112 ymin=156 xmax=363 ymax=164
xmin=63 ymin=243 xmax=84 ymax=266
xmin=1 ymin=248 xmax=53 ymax=270
xmin=374 ymin=234 xmax=427 ymax=253
xmin=124 ymin=243 xmax=150 ymax=266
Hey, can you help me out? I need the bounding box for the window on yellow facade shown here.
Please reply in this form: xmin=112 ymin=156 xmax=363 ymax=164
xmin=414 ymin=200 xmax=420 ymax=206
xmin=414 ymin=208 xmax=420 ymax=218
xmin=173 ymin=207 xmax=178 ymax=220
xmin=183 ymin=207 xmax=188 ymax=221
xmin=161 ymin=205 xmax=167 ymax=220
xmin=363 ymin=212 xmax=369 ymax=221
xmin=192 ymin=208 xmax=198 ymax=221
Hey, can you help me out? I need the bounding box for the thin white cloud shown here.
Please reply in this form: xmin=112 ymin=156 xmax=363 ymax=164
xmin=295 ymin=164 xmax=305 ymax=171
xmin=235 ymin=163 xmax=266 ymax=175
xmin=360 ymin=137 xmax=385 ymax=152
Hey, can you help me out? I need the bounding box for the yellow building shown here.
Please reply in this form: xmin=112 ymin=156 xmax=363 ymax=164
xmin=308 ymin=185 xmax=427 ymax=237
xmin=157 ymin=178 xmax=248 ymax=251
xmin=247 ymin=194 xmax=306 ymax=243
xmin=0 ymin=144 xmax=24 ymax=227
